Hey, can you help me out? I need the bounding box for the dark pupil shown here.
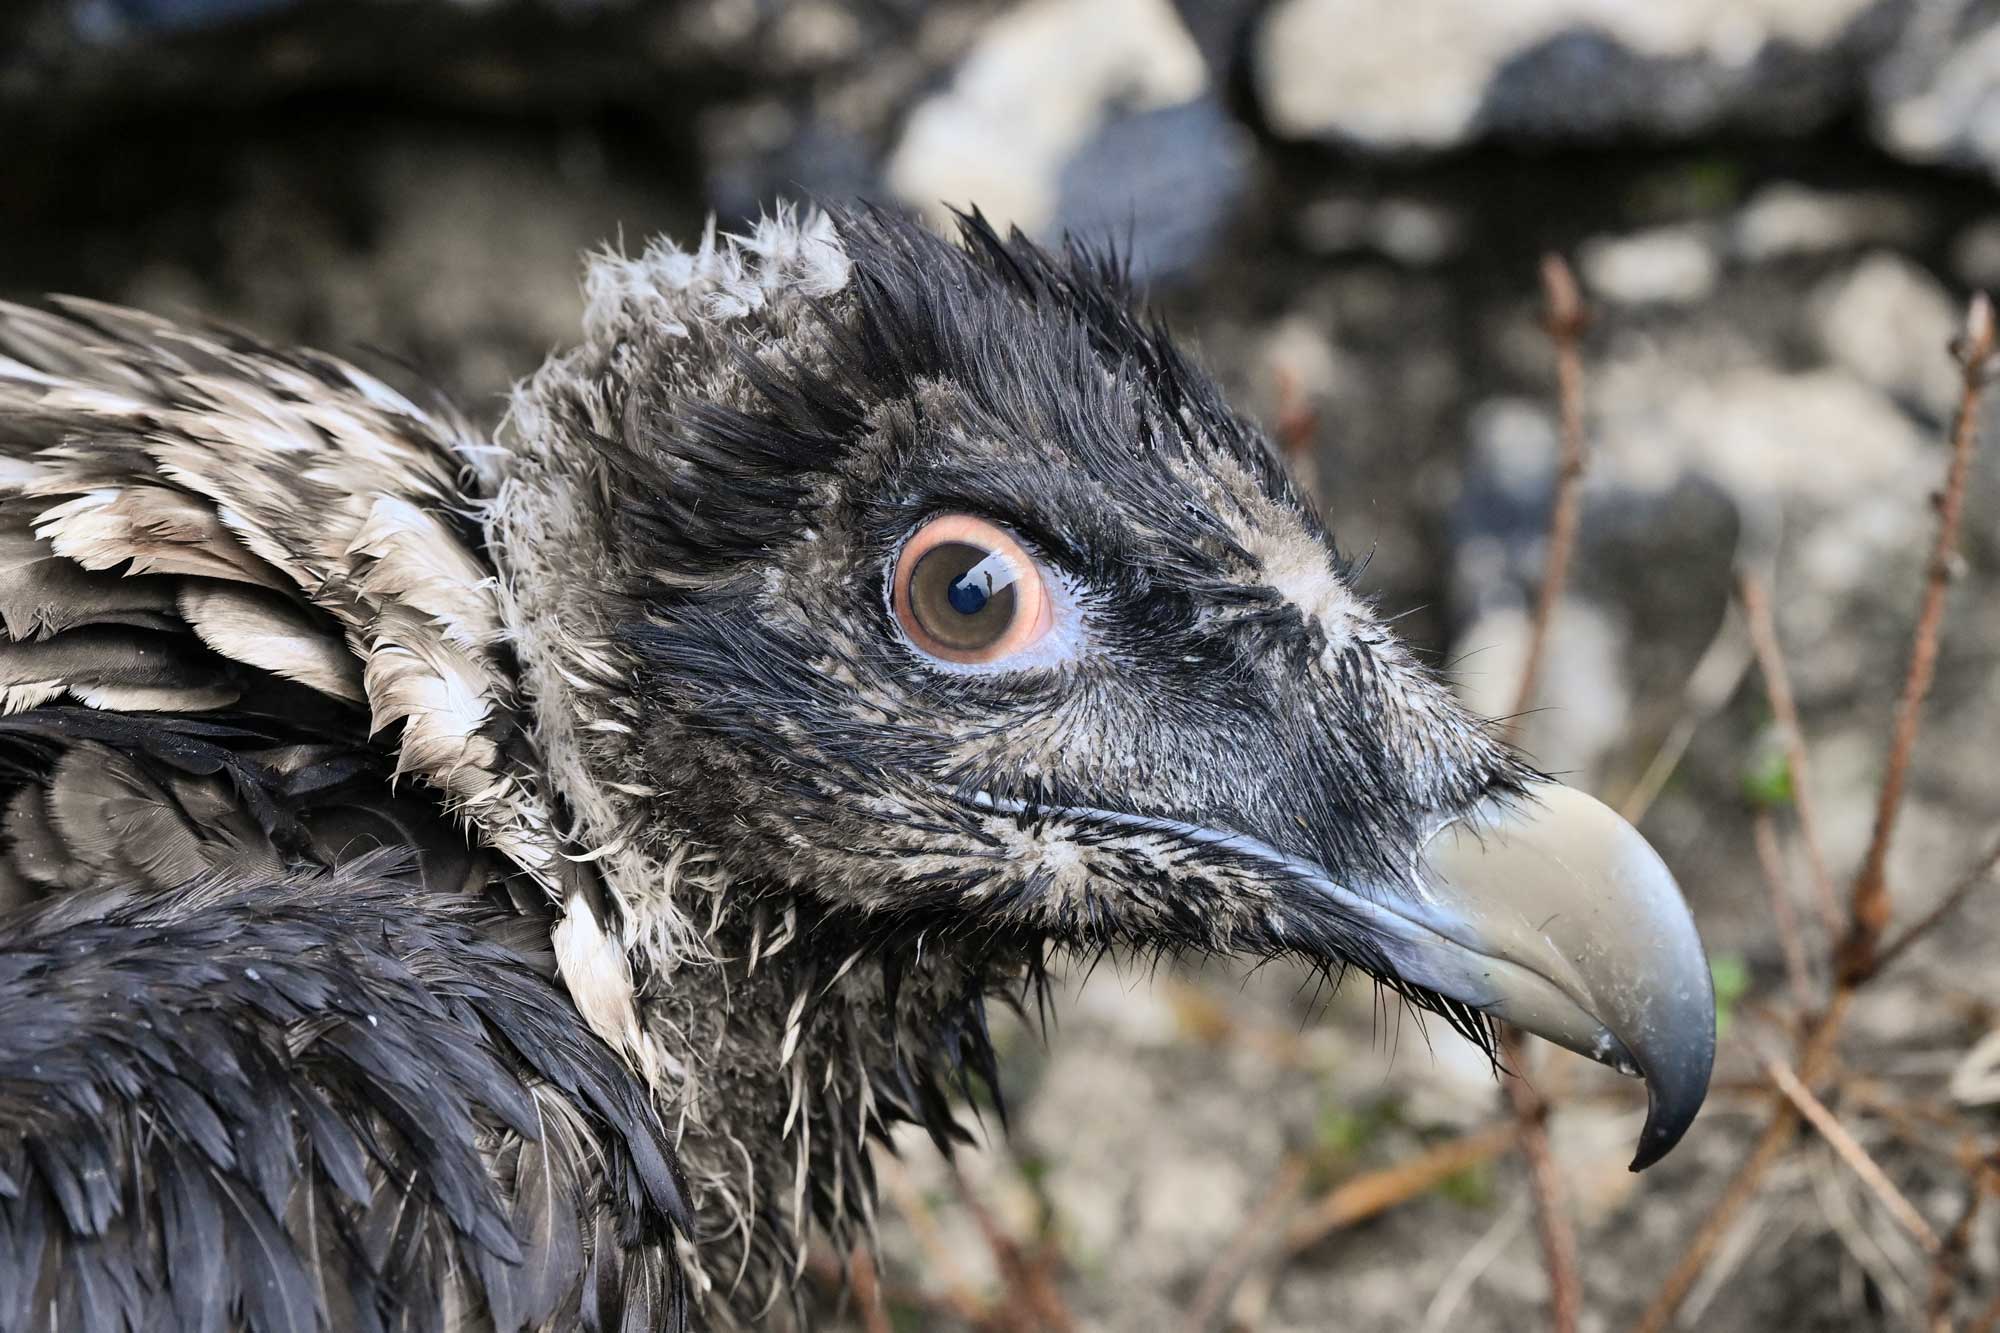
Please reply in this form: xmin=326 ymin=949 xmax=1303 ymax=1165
xmin=909 ymin=541 xmax=1017 ymax=651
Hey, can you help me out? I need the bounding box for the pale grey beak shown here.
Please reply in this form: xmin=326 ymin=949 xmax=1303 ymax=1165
xmin=1383 ymin=782 xmax=1714 ymax=1170
xmin=964 ymin=780 xmax=1714 ymax=1167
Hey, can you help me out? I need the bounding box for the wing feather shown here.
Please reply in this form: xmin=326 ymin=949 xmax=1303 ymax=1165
xmin=0 ymin=301 xmax=696 ymax=1324
xmin=0 ymin=299 xmax=565 ymax=899
xmin=0 ymin=867 xmax=692 ymax=1333
xmin=179 ymin=584 xmax=367 ymax=704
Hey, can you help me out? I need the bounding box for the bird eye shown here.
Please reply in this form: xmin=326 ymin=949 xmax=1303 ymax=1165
xmin=891 ymin=515 xmax=1053 ymax=665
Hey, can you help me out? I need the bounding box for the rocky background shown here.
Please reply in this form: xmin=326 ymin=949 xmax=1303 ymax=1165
xmin=8 ymin=1 xmax=2000 ymax=1329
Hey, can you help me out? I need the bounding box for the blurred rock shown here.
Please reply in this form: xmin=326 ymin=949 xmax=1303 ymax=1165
xmin=1253 ymin=0 xmax=1881 ymax=149
xmin=1050 ymin=96 xmax=1251 ymax=277
xmin=885 ymin=0 xmax=1247 ymax=275
xmin=700 ymin=2 xmax=1006 ymax=218
xmin=70 ymin=0 xmax=302 ymax=37
xmin=888 ymin=0 xmax=1203 ymax=229
xmin=1591 ymin=360 xmax=1926 ymax=508
xmin=1450 ymin=397 xmax=1654 ymax=782
xmin=1247 ymin=0 xmax=2000 ymax=197
xmin=1294 ymin=193 xmax=1464 ymax=266
xmin=1454 ymin=598 xmax=1633 ymax=778
xmin=1870 ymin=0 xmax=2000 ymax=176
xmin=1951 ymin=216 xmax=2000 ymax=288
xmin=1810 ymin=250 xmax=1963 ymax=420
xmin=699 ymin=0 xmax=1252 ymax=276
xmin=1579 ymin=225 xmax=1720 ymax=306
xmin=1730 ymin=182 xmax=1929 ymax=262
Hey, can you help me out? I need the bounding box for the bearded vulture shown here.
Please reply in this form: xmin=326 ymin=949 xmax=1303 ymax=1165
xmin=0 ymin=206 xmax=1715 ymax=1330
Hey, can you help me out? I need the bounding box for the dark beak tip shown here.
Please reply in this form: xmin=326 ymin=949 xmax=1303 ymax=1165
xmin=1627 ymin=1117 xmax=1681 ymax=1174
xmin=1626 ymin=1035 xmax=1717 ymax=1172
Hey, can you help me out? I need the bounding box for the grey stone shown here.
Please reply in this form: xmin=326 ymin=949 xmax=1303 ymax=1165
xmin=1295 ymin=194 xmax=1464 ymax=266
xmin=1253 ymin=0 xmax=1882 ymax=149
xmin=1580 ymin=225 xmax=1721 ymax=306
xmin=1731 ymin=183 xmax=1930 ymax=262
xmin=884 ymin=0 xmax=1245 ymax=277
xmin=1052 ymin=97 xmax=1252 ymax=278
xmin=1869 ymin=0 xmax=2000 ymax=176
xmin=1950 ymin=216 xmax=2000 ymax=287
xmin=1810 ymin=250 xmax=1963 ymax=420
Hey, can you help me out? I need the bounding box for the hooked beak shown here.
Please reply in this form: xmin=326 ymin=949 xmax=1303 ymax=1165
xmin=961 ymin=779 xmax=1712 ymax=1169
xmin=1381 ymin=782 xmax=1715 ymax=1170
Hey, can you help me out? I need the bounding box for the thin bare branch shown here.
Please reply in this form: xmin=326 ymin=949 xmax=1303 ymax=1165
xmin=1765 ymin=1056 xmax=1940 ymax=1253
xmin=1738 ymin=569 xmax=1841 ymax=936
xmin=804 ymin=1248 xmax=985 ymax=1329
xmin=1843 ymin=292 xmax=1997 ymax=984
xmin=1180 ymin=1156 xmax=1310 ymax=1333
xmin=1810 ymin=1150 xmax=1923 ymax=1325
xmin=1642 ymin=295 xmax=1996 ymax=1332
xmin=1507 ymin=252 xmax=1590 ymax=732
xmin=847 ymin=1245 xmax=896 ymax=1333
xmin=1637 ymin=1107 xmax=1801 ymax=1333
xmin=1420 ymin=1199 xmax=1534 ymax=1333
xmin=1272 ymin=361 xmax=1320 ymax=459
xmin=1752 ymin=807 xmax=1816 ymax=1012
xmin=877 ymin=1151 xmax=989 ymax=1321
xmin=1480 ymin=249 xmax=1600 ymax=1328
xmin=1634 ymin=991 xmax=1853 ymax=1333
xmin=946 ymin=1160 xmax=1075 ymax=1333
xmin=1926 ymin=1175 xmax=1986 ymax=1333
xmin=1875 ymin=834 xmax=2000 ymax=975
xmin=1283 ymin=1121 xmax=1522 ymax=1254
xmin=1499 ymin=1031 xmax=1581 ymax=1333
xmin=1617 ymin=599 xmax=1753 ymax=825
xmin=1490 ymin=252 xmax=1592 ymax=1333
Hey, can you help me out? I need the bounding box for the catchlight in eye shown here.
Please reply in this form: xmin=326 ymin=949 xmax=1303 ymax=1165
xmin=891 ymin=515 xmax=1054 ymax=665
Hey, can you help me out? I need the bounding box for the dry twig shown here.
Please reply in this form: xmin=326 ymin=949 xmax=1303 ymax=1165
xmin=1842 ymin=292 xmax=1997 ymax=984
xmin=1495 ymin=1034 xmax=1580 ymax=1333
xmin=1616 ymin=598 xmax=1754 ymax=824
xmin=1752 ymin=807 xmax=1816 ymax=1013
xmin=1926 ymin=1171 xmax=1987 ymax=1333
xmin=1636 ymin=995 xmax=1851 ymax=1333
xmin=1875 ymin=835 xmax=2000 ymax=976
xmin=1419 ymin=1199 xmax=1534 ymax=1333
xmin=1638 ymin=292 xmax=1996 ymax=1333
xmin=1485 ymin=252 xmax=1592 ymax=1333
xmin=876 ymin=1151 xmax=991 ymax=1321
xmin=847 ymin=1245 xmax=896 ymax=1333
xmin=1738 ymin=569 xmax=1842 ymax=936
xmin=1764 ymin=1055 xmax=1940 ymax=1254
xmin=1271 ymin=361 xmax=1320 ymax=459
xmin=1282 ymin=1122 xmax=1523 ymax=1254
xmin=1508 ymin=253 xmax=1590 ymax=727
xmin=804 ymin=1247 xmax=983 ymax=1328
xmin=1180 ymin=1156 xmax=1311 ymax=1333
xmin=946 ymin=1160 xmax=1076 ymax=1333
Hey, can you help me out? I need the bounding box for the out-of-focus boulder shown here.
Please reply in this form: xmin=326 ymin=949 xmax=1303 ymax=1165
xmin=1253 ymin=0 xmax=1885 ymax=149
xmin=711 ymin=0 xmax=1253 ymax=277
xmin=1250 ymin=0 xmax=2000 ymax=197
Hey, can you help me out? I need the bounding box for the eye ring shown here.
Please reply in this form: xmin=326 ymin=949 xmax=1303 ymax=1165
xmin=891 ymin=514 xmax=1054 ymax=665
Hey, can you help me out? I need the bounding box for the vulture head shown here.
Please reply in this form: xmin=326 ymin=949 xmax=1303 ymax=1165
xmin=492 ymin=208 xmax=1714 ymax=1298
xmin=0 ymin=204 xmax=1713 ymax=1327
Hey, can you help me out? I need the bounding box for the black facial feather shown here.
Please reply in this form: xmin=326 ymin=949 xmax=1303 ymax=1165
xmin=477 ymin=209 xmax=1551 ymax=1302
xmin=0 ymin=858 xmax=690 ymax=1333
xmin=602 ymin=207 xmax=1531 ymax=948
